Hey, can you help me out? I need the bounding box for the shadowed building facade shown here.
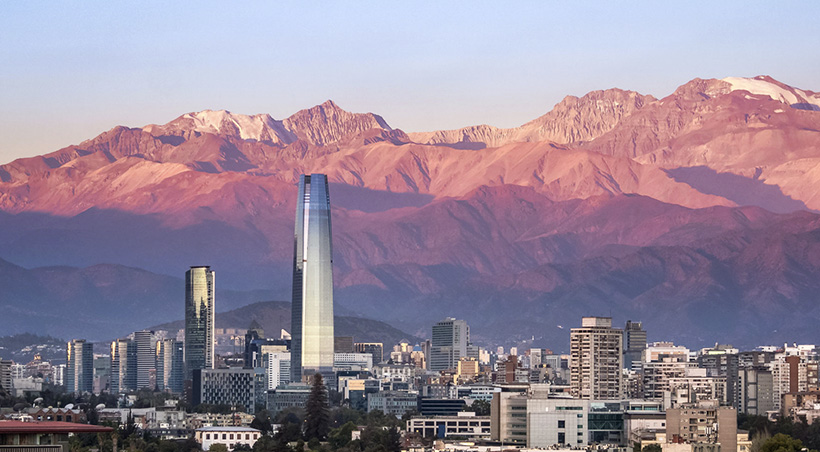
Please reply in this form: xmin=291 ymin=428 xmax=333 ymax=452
xmin=291 ymin=174 xmax=335 ymax=382
xmin=185 ymin=266 xmax=215 ymax=379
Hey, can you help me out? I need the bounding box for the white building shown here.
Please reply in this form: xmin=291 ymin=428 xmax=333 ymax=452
xmin=264 ymin=352 xmax=291 ymax=390
xmin=195 ymin=426 xmax=261 ymax=451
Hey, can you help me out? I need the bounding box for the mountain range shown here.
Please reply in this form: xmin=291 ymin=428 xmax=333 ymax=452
xmin=1 ymin=75 xmax=819 ymax=350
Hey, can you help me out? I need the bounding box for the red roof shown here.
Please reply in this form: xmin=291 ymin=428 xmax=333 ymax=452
xmin=0 ymin=421 xmax=113 ymax=434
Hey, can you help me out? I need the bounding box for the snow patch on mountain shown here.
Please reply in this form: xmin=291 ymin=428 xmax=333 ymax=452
xmin=723 ymin=76 xmax=820 ymax=110
xmin=185 ymin=110 xmax=295 ymax=142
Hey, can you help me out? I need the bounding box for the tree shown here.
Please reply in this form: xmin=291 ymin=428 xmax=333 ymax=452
xmin=760 ymin=434 xmax=807 ymax=452
xmin=641 ymin=444 xmax=662 ymax=452
xmin=329 ymin=422 xmax=358 ymax=450
xmin=304 ymin=373 xmax=330 ymax=441
xmin=464 ymin=400 xmax=490 ymax=416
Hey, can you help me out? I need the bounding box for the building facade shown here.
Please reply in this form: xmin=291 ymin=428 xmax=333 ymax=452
xmin=570 ymin=317 xmax=623 ymax=399
xmin=66 ymin=339 xmax=93 ymax=394
xmin=291 ymin=174 xmax=335 ymax=382
xmin=185 ymin=266 xmax=215 ymax=379
xmin=156 ymin=339 xmax=184 ymax=393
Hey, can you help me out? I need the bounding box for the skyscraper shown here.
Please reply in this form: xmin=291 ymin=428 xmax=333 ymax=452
xmin=156 ymin=339 xmax=184 ymax=393
xmin=624 ymin=320 xmax=647 ymax=370
xmin=110 ymin=338 xmax=136 ymax=394
xmin=185 ymin=266 xmax=215 ymax=379
xmin=134 ymin=330 xmax=155 ymax=389
xmin=291 ymin=174 xmax=335 ymax=382
xmin=430 ymin=318 xmax=478 ymax=372
xmin=570 ymin=317 xmax=623 ymax=399
xmin=66 ymin=339 xmax=93 ymax=394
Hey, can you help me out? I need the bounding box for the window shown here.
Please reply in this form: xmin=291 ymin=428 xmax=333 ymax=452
xmin=222 ymin=434 xmax=227 ymax=440
xmin=245 ymin=434 xmax=250 ymax=440
xmin=206 ymin=434 xmax=210 ymax=440
xmin=558 ymin=433 xmax=565 ymax=444
xmin=558 ymin=420 xmax=565 ymax=428
xmin=230 ymin=434 xmax=234 ymax=440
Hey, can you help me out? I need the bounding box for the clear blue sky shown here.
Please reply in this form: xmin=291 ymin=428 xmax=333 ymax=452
xmin=1 ymin=1 xmax=818 ymax=163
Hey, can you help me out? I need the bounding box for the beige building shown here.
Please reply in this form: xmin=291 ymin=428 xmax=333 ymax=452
xmin=666 ymin=401 xmax=737 ymax=452
xmin=570 ymin=317 xmax=623 ymax=399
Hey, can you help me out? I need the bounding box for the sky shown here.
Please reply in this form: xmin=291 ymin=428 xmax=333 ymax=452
xmin=1 ymin=1 xmax=819 ymax=164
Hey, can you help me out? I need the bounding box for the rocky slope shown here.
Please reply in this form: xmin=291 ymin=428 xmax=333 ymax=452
xmin=1 ymin=75 xmax=820 ymax=349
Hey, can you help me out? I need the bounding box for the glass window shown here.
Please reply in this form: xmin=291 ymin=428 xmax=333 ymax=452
xmin=558 ymin=420 xmax=565 ymax=428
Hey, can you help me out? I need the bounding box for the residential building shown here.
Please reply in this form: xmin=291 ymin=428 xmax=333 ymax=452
xmin=290 ymin=174 xmax=335 ymax=382
xmin=738 ymin=366 xmax=774 ymax=415
xmin=570 ymin=317 xmax=623 ymax=399
xmin=666 ymin=401 xmax=737 ymax=452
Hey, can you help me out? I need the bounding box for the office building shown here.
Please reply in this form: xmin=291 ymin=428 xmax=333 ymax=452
xmin=406 ymin=412 xmax=491 ymax=440
xmin=134 ymin=330 xmax=155 ymax=389
xmin=334 ymin=336 xmax=355 ymax=354
xmin=624 ymin=320 xmax=646 ymax=370
xmin=110 ymin=339 xmax=137 ymax=394
xmin=570 ymin=317 xmax=623 ymax=399
xmin=185 ymin=266 xmax=215 ymax=379
xmin=264 ymin=352 xmax=291 ymax=390
xmin=66 ymin=339 xmax=93 ymax=394
xmin=738 ymin=366 xmax=774 ymax=415
xmin=430 ymin=318 xmax=478 ymax=372
xmin=156 ymin=339 xmax=184 ymax=393
xmin=193 ymin=368 xmax=256 ymax=414
xmin=355 ymin=342 xmax=384 ymax=366
xmin=290 ymin=174 xmax=335 ymax=382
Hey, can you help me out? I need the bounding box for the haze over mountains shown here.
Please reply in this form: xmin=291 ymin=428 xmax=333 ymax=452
xmin=1 ymin=75 xmax=820 ymax=349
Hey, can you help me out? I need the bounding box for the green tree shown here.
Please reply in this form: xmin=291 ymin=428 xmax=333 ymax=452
xmin=464 ymin=400 xmax=490 ymax=416
xmin=210 ymin=444 xmax=229 ymax=452
xmin=641 ymin=444 xmax=662 ymax=452
xmin=329 ymin=422 xmax=358 ymax=450
xmin=760 ymin=433 xmax=808 ymax=452
xmin=304 ymin=374 xmax=330 ymax=441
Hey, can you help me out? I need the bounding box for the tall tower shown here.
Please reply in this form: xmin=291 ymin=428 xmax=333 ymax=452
xmin=570 ymin=316 xmax=623 ymax=399
xmin=185 ymin=266 xmax=215 ymax=379
xmin=291 ymin=174 xmax=335 ymax=382
xmin=66 ymin=339 xmax=93 ymax=394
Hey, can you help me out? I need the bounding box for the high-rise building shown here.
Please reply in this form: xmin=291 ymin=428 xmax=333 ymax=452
xmin=430 ymin=318 xmax=478 ymax=372
xmin=290 ymin=174 xmax=335 ymax=382
xmin=623 ymin=320 xmax=646 ymax=370
xmin=570 ymin=317 xmax=623 ymax=399
xmin=0 ymin=359 xmax=12 ymax=394
xmin=355 ymin=343 xmax=384 ymax=366
xmin=110 ymin=339 xmax=137 ymax=394
xmin=156 ymin=339 xmax=184 ymax=393
xmin=185 ymin=266 xmax=215 ymax=379
xmin=134 ymin=330 xmax=156 ymax=389
xmin=66 ymin=339 xmax=93 ymax=394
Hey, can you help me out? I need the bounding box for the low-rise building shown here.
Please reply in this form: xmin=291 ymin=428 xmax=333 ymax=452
xmin=367 ymin=391 xmax=418 ymax=417
xmin=406 ymin=412 xmax=490 ymax=439
xmin=195 ymin=426 xmax=261 ymax=452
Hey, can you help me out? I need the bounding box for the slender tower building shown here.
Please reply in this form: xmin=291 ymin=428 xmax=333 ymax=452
xmin=291 ymin=174 xmax=335 ymax=382
xmin=185 ymin=266 xmax=215 ymax=379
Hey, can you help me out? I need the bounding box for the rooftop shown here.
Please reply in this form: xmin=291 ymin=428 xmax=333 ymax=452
xmin=0 ymin=420 xmax=113 ymax=434
xmin=196 ymin=427 xmax=261 ymax=432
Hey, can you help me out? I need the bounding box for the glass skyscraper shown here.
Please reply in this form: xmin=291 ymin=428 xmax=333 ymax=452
xmin=291 ymin=174 xmax=335 ymax=382
xmin=185 ymin=266 xmax=215 ymax=379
